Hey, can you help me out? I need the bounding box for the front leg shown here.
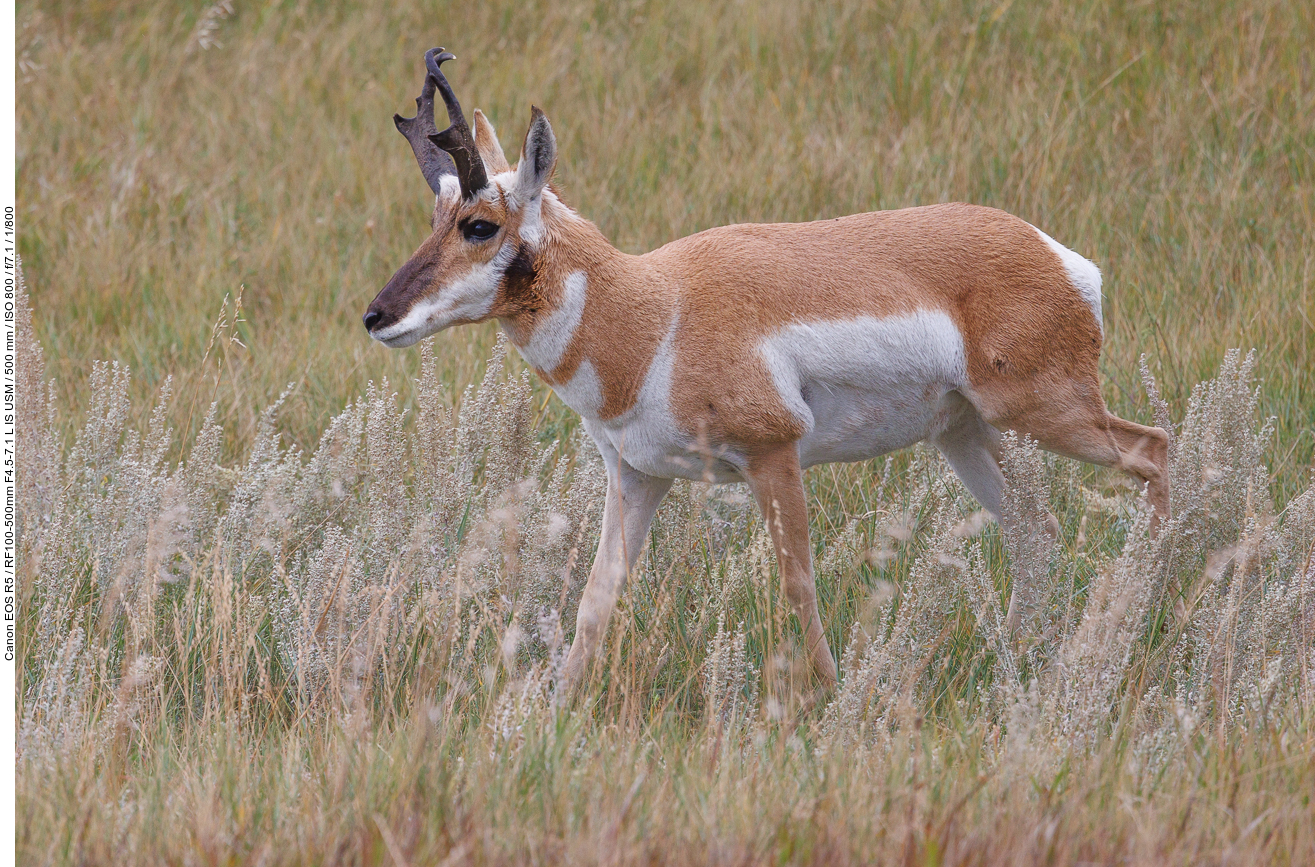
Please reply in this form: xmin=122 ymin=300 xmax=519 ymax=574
xmin=744 ymin=443 xmax=839 ymax=689
xmin=561 ymin=441 xmax=673 ymax=691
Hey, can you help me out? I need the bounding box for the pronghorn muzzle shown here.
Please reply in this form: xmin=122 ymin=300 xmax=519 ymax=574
xmin=363 ymin=254 xmax=435 ymax=336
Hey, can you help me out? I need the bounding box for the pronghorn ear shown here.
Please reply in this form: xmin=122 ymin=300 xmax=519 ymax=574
xmin=514 ymin=106 xmax=556 ymax=202
xmin=472 ymin=109 xmax=511 ymax=174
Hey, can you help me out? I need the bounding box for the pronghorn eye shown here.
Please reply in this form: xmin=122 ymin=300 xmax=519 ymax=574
xmin=461 ymin=219 xmax=500 ymax=242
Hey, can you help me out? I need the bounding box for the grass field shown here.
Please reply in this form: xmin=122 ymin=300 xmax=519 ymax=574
xmin=14 ymin=0 xmax=1315 ymax=864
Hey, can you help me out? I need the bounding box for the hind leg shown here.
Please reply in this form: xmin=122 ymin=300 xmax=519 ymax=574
xmin=1102 ymin=414 xmax=1171 ymax=525
xmin=934 ymin=394 xmax=1059 ymax=636
xmin=980 ymin=383 xmax=1170 ymax=533
xmin=933 ymin=393 xmax=1006 ymax=518
xmin=934 ymin=393 xmax=1062 ymax=534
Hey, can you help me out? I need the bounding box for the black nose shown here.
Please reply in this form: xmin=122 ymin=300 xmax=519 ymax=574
xmin=363 ymin=309 xmax=382 ymax=332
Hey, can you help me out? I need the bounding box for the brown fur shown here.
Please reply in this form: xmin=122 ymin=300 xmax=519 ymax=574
xmin=496 ymin=202 xmax=1113 ymax=455
xmin=516 ymin=215 xmax=676 ymax=419
xmin=646 ymin=205 xmax=1101 ymax=444
xmin=746 ymin=443 xmax=838 ymax=686
xmin=472 ymin=109 xmax=512 ymax=174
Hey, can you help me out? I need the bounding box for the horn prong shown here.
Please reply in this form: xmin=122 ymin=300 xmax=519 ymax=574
xmin=425 ymin=50 xmax=489 ymax=199
xmin=394 ymin=48 xmax=457 ymax=196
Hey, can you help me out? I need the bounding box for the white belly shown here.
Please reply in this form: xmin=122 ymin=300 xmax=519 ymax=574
xmin=586 ymin=414 xmax=747 ymax=483
xmin=796 ymin=381 xmax=960 ymax=466
xmin=567 ymin=309 xmax=968 ymax=482
xmin=759 ymin=310 xmax=969 ymax=468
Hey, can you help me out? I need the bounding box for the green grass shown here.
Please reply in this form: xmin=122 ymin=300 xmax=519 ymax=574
xmin=15 ymin=1 xmax=1315 ymax=864
xmin=17 ymin=0 xmax=1314 ymax=491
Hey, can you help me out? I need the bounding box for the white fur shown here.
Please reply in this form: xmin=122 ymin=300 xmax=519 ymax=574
xmin=543 ymin=188 xmax=582 ymax=223
xmin=477 ymin=169 xmax=577 ymax=232
xmin=551 ymin=358 xmax=604 ymax=418
xmin=584 ymin=319 xmax=746 ymax=483
xmin=1031 ymin=225 xmax=1103 ymax=332
xmin=930 ymin=394 xmax=1005 ymax=517
xmin=371 ymin=242 xmax=516 ymax=347
xmin=514 ymin=270 xmax=586 ymax=371
xmin=480 ymin=167 xmax=540 ymax=212
xmin=475 ymin=121 xmax=555 ymax=213
xmin=579 ymin=310 xmax=971 ymax=482
xmin=518 ymin=193 xmax=546 ymax=245
xmin=480 ymin=170 xmax=518 ymax=206
xmin=516 ymin=117 xmax=556 ymax=199
xmin=757 ymin=311 xmax=970 ymax=467
xmin=437 ymin=175 xmax=462 ymax=203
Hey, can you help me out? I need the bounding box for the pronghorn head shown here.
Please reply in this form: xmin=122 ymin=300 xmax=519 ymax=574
xmin=364 ymin=48 xmax=558 ymax=347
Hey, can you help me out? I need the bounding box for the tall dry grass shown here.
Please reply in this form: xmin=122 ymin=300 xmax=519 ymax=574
xmin=14 ymin=0 xmax=1315 ymax=863
xmin=14 ymin=259 xmax=1315 ymax=863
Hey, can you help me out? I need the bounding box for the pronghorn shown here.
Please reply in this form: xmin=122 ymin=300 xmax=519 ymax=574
xmin=364 ymin=49 xmax=1170 ymax=689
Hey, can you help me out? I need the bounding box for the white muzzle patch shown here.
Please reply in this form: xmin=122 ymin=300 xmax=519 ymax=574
xmin=371 ymin=244 xmax=517 ymax=347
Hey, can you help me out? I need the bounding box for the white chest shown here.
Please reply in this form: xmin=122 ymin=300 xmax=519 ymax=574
xmin=575 ymin=320 xmax=748 ymax=482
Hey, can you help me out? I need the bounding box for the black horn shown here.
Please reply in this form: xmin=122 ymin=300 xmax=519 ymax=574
xmin=426 ymin=49 xmax=489 ymax=200
xmin=394 ymin=48 xmax=458 ymax=197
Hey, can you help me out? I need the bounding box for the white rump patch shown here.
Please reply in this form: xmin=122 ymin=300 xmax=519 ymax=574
xmin=516 ymin=270 xmax=586 ymax=372
xmin=1031 ymin=225 xmax=1103 ymax=332
xmin=758 ymin=310 xmax=970 ymax=467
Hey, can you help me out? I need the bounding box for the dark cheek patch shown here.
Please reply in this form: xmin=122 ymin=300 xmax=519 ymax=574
xmin=497 ymin=244 xmax=541 ymax=314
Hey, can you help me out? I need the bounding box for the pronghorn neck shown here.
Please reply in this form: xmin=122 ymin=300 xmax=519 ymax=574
xmin=496 ymin=192 xmax=629 ymax=375
xmin=494 ymin=188 xmax=677 ymax=423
